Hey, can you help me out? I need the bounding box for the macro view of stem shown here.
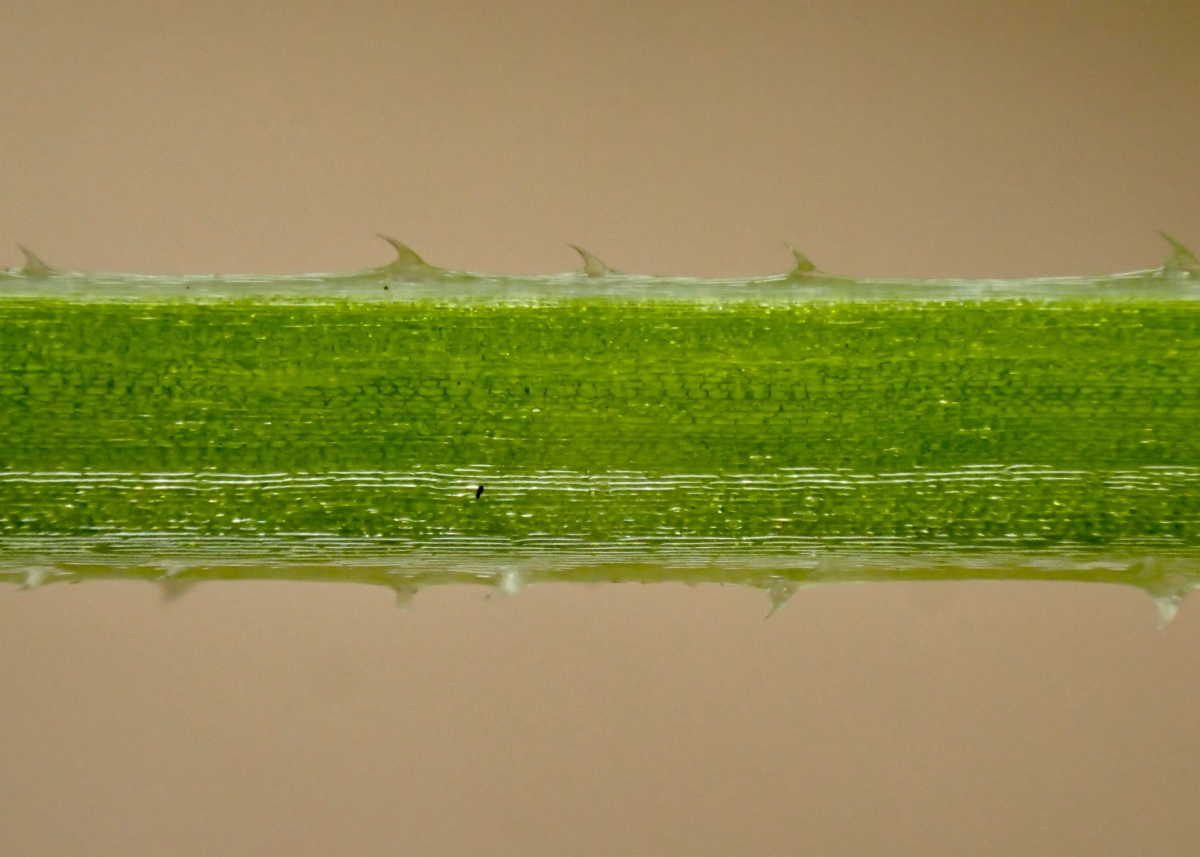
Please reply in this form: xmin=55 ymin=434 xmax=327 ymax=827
xmin=2 ymin=234 xmax=1198 ymax=617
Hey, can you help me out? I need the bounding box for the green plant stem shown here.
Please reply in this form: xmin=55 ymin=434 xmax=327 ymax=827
xmin=2 ymin=238 xmax=1198 ymax=612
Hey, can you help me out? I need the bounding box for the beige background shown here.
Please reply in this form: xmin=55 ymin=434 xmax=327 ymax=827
xmin=1 ymin=2 xmax=1199 ymax=854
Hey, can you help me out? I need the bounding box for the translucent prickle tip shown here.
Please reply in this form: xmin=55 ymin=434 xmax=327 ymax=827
xmin=497 ymin=566 xmax=525 ymax=596
xmin=21 ymin=567 xmax=49 ymax=589
xmin=1145 ymin=576 xmax=1197 ymax=628
xmin=765 ymin=579 xmax=801 ymax=617
xmin=569 ymin=244 xmax=613 ymax=277
xmin=786 ymin=244 xmax=821 ymax=277
xmin=158 ymin=576 xmax=198 ymax=603
xmin=1154 ymin=593 xmax=1182 ymax=627
xmin=390 ymin=583 xmax=418 ymax=610
xmin=1159 ymin=232 xmax=1198 ymax=278
xmin=377 ymin=234 xmax=436 ymax=280
xmin=17 ymin=245 xmax=54 ymax=279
